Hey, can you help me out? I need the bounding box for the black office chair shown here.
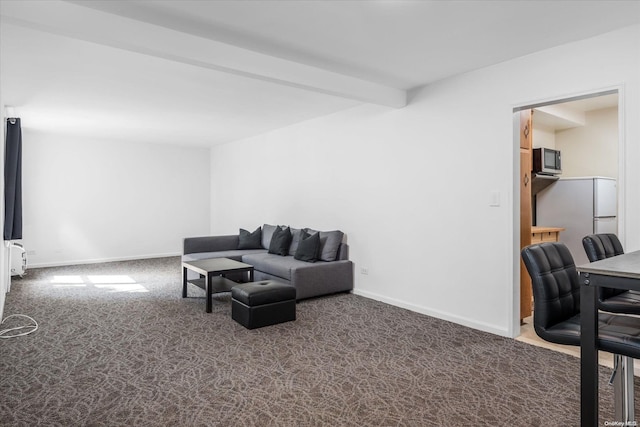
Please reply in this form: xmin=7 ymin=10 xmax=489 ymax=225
xmin=583 ymin=233 xmax=640 ymax=314
xmin=582 ymin=233 xmax=640 ymax=422
xmin=522 ymin=242 xmax=640 ymax=422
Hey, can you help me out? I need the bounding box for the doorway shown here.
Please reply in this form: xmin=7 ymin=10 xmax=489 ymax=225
xmin=513 ymin=89 xmax=622 ymax=341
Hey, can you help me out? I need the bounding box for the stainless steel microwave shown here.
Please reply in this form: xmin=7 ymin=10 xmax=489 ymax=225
xmin=533 ymin=148 xmax=561 ymax=175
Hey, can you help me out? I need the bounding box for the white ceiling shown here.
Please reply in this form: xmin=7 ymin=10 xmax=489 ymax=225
xmin=534 ymin=93 xmax=619 ymax=131
xmin=1 ymin=0 xmax=639 ymax=147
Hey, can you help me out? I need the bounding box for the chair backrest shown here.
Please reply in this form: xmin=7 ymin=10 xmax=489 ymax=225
xmin=582 ymin=233 xmax=625 ymax=300
xmin=521 ymin=242 xmax=580 ymax=344
xmin=582 ymin=233 xmax=624 ymax=262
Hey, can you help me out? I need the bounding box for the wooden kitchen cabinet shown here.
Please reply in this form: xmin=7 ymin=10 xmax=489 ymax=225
xmin=531 ymin=226 xmax=565 ymax=243
xmin=519 ymin=109 xmax=534 ymax=321
xmin=520 ymin=110 xmax=532 ymax=150
xmin=520 ymin=150 xmax=532 ymax=321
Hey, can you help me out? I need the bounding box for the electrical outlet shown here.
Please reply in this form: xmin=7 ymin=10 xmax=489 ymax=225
xmin=27 ymin=250 xmax=36 ymax=256
xmin=360 ymin=267 xmax=369 ymax=275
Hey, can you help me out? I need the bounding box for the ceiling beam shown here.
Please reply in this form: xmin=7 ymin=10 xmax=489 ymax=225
xmin=536 ymin=104 xmax=586 ymax=128
xmin=0 ymin=0 xmax=407 ymax=108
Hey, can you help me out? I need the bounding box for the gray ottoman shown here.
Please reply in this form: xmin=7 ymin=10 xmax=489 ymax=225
xmin=231 ymin=281 xmax=296 ymax=329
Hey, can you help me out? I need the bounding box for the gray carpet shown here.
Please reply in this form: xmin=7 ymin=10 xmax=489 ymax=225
xmin=0 ymin=257 xmax=631 ymax=426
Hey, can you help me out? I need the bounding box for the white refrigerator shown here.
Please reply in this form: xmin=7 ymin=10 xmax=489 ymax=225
xmin=536 ymin=176 xmax=617 ymax=266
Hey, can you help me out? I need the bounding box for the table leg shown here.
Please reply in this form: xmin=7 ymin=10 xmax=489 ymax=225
xmin=249 ymin=268 xmax=254 ymax=282
xmin=206 ymin=273 xmax=212 ymax=313
xmin=611 ymin=355 xmax=635 ymax=424
xmin=182 ymin=266 xmax=188 ymax=298
xmin=580 ymin=272 xmax=598 ymax=427
xmin=623 ymin=357 xmax=635 ymax=423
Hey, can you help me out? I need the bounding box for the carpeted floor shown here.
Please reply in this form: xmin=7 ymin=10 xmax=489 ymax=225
xmin=0 ymin=257 xmax=633 ymax=426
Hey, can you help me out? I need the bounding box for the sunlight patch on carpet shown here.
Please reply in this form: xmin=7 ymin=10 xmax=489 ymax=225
xmin=93 ymin=283 xmax=148 ymax=293
xmin=49 ymin=275 xmax=148 ymax=292
xmin=51 ymin=275 xmax=84 ymax=284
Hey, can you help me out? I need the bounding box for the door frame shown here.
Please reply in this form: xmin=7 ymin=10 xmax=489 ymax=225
xmin=510 ymin=85 xmax=625 ymax=338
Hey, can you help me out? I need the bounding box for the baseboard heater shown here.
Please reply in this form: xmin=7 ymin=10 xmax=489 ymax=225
xmin=10 ymin=242 xmax=27 ymax=277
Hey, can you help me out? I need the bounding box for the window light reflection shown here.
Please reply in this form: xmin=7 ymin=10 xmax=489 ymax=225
xmin=94 ymin=283 xmax=149 ymax=293
xmin=51 ymin=275 xmax=84 ymax=284
xmin=88 ymin=275 xmax=136 ymax=284
xmin=48 ymin=275 xmax=149 ymax=293
xmin=52 ymin=284 xmax=87 ymax=289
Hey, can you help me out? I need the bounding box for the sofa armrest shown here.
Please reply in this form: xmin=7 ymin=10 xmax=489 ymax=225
xmin=291 ymin=260 xmax=354 ymax=300
xmin=183 ymin=235 xmax=239 ymax=255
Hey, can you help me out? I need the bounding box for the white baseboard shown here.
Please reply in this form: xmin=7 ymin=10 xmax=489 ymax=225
xmin=26 ymin=252 xmax=181 ymax=269
xmin=352 ymin=288 xmax=510 ymax=338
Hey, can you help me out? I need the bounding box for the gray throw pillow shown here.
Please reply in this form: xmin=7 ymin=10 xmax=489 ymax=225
xmin=262 ymin=224 xmax=277 ymax=249
xmin=238 ymin=227 xmax=262 ymax=249
xmin=294 ymin=230 xmax=320 ymax=262
xmin=288 ymin=228 xmax=302 ymax=254
xmin=268 ymin=226 xmax=292 ymax=256
xmin=304 ymin=229 xmax=344 ymax=261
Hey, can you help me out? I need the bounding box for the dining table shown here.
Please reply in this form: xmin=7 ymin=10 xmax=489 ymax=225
xmin=577 ymin=249 xmax=640 ymax=427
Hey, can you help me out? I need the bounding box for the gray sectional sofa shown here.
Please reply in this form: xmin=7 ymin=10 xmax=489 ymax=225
xmin=182 ymin=224 xmax=353 ymax=300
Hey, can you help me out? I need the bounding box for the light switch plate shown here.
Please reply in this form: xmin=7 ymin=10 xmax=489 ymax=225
xmin=489 ymin=191 xmax=501 ymax=207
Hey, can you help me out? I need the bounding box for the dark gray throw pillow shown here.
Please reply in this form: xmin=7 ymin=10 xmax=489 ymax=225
xmin=294 ymin=230 xmax=320 ymax=262
xmin=268 ymin=226 xmax=292 ymax=256
xmin=238 ymin=227 xmax=262 ymax=249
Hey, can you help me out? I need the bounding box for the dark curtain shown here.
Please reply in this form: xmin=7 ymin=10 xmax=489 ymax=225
xmin=4 ymin=118 xmax=22 ymax=241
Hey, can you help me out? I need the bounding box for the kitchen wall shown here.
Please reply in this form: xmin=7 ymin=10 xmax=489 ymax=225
xmin=210 ymin=24 xmax=640 ymax=337
xmin=555 ymin=107 xmax=618 ymax=178
xmin=21 ymin=131 xmax=211 ymax=267
xmin=532 ymin=125 xmax=556 ymax=149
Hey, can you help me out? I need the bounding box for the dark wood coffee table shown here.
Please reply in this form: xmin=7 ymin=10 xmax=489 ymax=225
xmin=182 ymin=258 xmax=254 ymax=313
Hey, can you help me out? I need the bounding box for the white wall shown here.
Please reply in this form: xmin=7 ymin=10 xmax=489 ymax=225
xmin=210 ymin=25 xmax=640 ymax=337
xmin=556 ymin=107 xmax=618 ymax=178
xmin=532 ymin=125 xmax=556 ymax=149
xmin=22 ymin=131 xmax=211 ymax=267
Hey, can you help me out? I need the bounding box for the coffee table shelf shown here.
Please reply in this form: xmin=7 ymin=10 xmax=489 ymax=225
xmin=182 ymin=258 xmax=254 ymax=313
xmin=187 ymin=276 xmax=237 ymax=293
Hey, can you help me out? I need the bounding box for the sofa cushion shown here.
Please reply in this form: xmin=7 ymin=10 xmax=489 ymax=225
xmin=294 ymin=230 xmax=320 ymax=262
xmin=269 ymin=226 xmax=292 ymax=256
xmin=262 ymin=224 xmax=277 ymax=249
xmin=242 ymin=253 xmax=320 ymax=281
xmin=182 ymin=249 xmax=267 ymax=262
xmin=238 ymin=227 xmax=262 ymax=249
xmin=304 ymin=229 xmax=344 ymax=262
